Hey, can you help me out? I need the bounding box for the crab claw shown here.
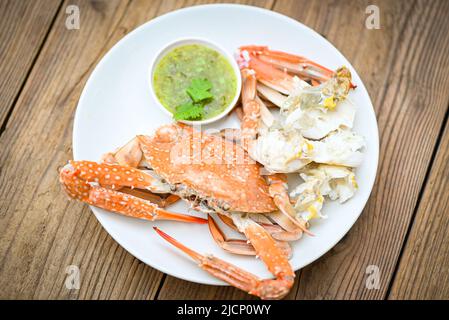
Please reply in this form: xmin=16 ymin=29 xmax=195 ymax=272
xmin=238 ymin=50 xmax=297 ymax=95
xmin=266 ymin=174 xmax=314 ymax=236
xmin=154 ymin=226 xmax=264 ymax=295
xmin=68 ymin=160 xmax=167 ymax=192
xmin=89 ymin=187 xmax=207 ymax=224
xmin=59 ymin=162 xmax=206 ymax=224
xmin=240 ymin=69 xmax=262 ymax=150
xmin=240 ymin=45 xmax=334 ymax=84
xmin=208 ymin=215 xmax=256 ymax=255
xmin=154 ymin=220 xmax=295 ymax=300
xmin=209 ymin=215 xmax=292 ymax=259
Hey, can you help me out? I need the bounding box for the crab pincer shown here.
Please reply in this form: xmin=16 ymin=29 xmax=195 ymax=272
xmin=207 ymin=215 xmax=292 ymax=258
xmin=266 ymin=174 xmax=314 ymax=236
xmin=59 ymin=161 xmax=207 ymax=224
xmin=154 ymin=224 xmax=295 ymax=300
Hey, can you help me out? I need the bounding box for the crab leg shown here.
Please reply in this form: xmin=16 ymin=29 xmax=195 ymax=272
xmin=89 ymin=187 xmax=206 ymax=223
xmin=240 ymin=45 xmax=334 ymax=84
xmin=155 ymin=221 xmax=295 ymax=300
xmin=256 ymin=83 xmax=287 ymax=108
xmin=255 ymin=95 xmax=274 ymax=128
xmin=237 ymin=218 xmax=295 ymax=299
xmin=238 ymin=51 xmax=298 ymax=94
xmin=207 ymin=216 xmax=256 ymax=256
xmin=69 ymin=160 xmax=171 ymax=191
xmin=119 ymin=188 xmax=180 ymax=208
xmin=154 ymin=227 xmax=261 ymax=294
xmin=247 ymin=213 xmax=302 ymax=241
xmin=217 ymin=213 xmax=301 ymax=243
xmin=208 ymin=216 xmax=292 ymax=258
xmin=260 ymin=222 xmax=302 ymax=242
xmin=242 ymin=45 xmax=357 ymax=89
xmin=266 ymin=174 xmax=313 ymax=236
xmin=123 ymin=188 xmax=180 ymax=209
xmin=60 ymin=162 xmax=206 ymax=224
xmin=240 ymin=68 xmax=261 ymax=150
xmin=217 ymin=213 xmax=239 ymax=231
xmin=265 ymin=211 xmax=303 ymax=240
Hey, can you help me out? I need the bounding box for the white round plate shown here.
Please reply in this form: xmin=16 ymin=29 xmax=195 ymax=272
xmin=73 ymin=4 xmax=379 ymax=286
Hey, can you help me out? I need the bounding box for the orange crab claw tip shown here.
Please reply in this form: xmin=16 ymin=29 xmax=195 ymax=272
xmin=293 ymin=220 xmax=314 ymax=236
xmin=153 ymin=227 xmax=203 ymax=262
xmin=153 ymin=226 xmax=170 ymax=239
xmin=289 ymin=219 xmax=315 ymax=237
xmin=207 ymin=215 xmax=226 ymax=244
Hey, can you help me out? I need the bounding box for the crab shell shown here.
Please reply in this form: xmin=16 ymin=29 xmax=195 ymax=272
xmin=138 ymin=124 xmax=276 ymax=213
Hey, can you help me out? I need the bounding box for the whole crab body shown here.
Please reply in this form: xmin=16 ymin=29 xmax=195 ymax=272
xmin=60 ymin=123 xmax=302 ymax=299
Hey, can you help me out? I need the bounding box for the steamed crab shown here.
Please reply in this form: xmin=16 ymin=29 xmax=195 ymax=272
xmin=235 ymin=45 xmax=365 ymax=228
xmin=60 ymin=123 xmax=305 ymax=299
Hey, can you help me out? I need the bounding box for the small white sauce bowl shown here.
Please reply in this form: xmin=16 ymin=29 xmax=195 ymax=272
xmin=149 ymin=38 xmax=242 ymax=125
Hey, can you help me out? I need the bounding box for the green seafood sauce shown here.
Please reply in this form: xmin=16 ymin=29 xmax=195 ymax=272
xmin=153 ymin=44 xmax=237 ymax=120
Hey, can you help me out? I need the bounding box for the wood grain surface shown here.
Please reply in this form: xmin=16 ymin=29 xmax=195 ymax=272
xmin=0 ymin=0 xmax=62 ymax=130
xmin=388 ymin=120 xmax=449 ymax=299
xmin=0 ymin=0 xmax=448 ymax=300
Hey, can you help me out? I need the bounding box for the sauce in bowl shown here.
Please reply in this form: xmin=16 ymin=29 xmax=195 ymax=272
xmin=153 ymin=44 xmax=238 ymax=121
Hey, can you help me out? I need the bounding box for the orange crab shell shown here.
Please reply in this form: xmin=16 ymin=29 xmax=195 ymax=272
xmin=138 ymin=124 xmax=276 ymax=213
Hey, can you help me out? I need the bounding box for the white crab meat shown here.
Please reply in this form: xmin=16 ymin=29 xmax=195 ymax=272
xmin=308 ymin=129 xmax=365 ymax=167
xmin=249 ymin=127 xmax=312 ymax=173
xmin=283 ymin=98 xmax=356 ymax=140
xmin=290 ymin=163 xmax=358 ymax=222
xmin=279 ymin=78 xmax=357 ymax=140
xmin=291 ymin=178 xmax=324 ymax=222
xmin=291 ymin=164 xmax=358 ymax=202
xmin=250 ymin=127 xmax=364 ymax=173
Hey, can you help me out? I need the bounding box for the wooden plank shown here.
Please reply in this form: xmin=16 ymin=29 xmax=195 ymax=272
xmin=0 ymin=0 xmax=166 ymax=300
xmin=0 ymin=0 xmax=158 ymax=300
xmin=0 ymin=0 xmax=62 ymax=130
xmin=388 ymin=119 xmax=449 ymax=299
xmin=157 ymin=272 xmax=301 ymax=300
xmin=2 ymin=0 xmax=448 ymax=301
xmin=271 ymin=0 xmax=449 ymax=300
xmin=0 ymin=0 xmax=276 ymax=300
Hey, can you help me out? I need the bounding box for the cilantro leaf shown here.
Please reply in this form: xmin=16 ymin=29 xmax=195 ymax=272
xmin=173 ymin=102 xmax=204 ymax=121
xmin=186 ymin=78 xmax=213 ymax=103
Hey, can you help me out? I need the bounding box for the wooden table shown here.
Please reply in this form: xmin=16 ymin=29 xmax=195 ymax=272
xmin=1 ymin=0 xmax=448 ymax=300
